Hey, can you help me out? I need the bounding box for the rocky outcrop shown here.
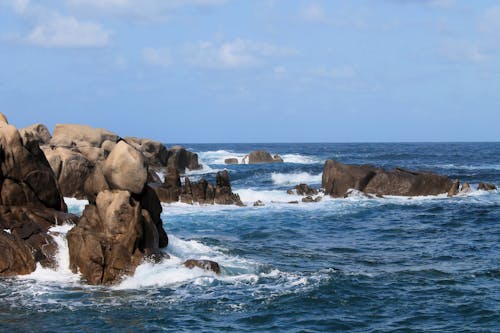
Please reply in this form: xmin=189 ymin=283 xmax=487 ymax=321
xmin=124 ymin=137 xmax=168 ymax=167
xmin=0 ymin=114 xmax=75 ymax=276
xmin=66 ymin=140 xmax=168 ymax=285
xmin=50 ymin=124 xmax=120 ymax=149
xmin=67 ymin=189 xmax=166 ymax=285
xmin=183 ymin=259 xmax=221 ymax=274
xmin=448 ymin=179 xmax=460 ymax=197
xmin=477 ymin=182 xmax=497 ymax=191
xmin=167 ymin=146 xmax=201 ymax=174
xmin=243 ymin=150 xmax=283 ymax=164
xmin=152 ymin=169 xmax=243 ymax=206
xmin=19 ymin=124 xmax=52 ymax=145
xmin=322 ymin=160 xmax=454 ymax=197
xmin=294 ymin=184 xmax=318 ymax=196
xmin=224 ymin=158 xmax=239 ymax=165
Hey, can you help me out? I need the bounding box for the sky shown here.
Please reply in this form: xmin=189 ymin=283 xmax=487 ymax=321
xmin=1 ymin=0 xmax=499 ymax=143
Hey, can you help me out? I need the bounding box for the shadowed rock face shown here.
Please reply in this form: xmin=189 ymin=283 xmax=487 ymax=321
xmin=19 ymin=124 xmax=52 ymax=146
xmin=67 ymin=190 xmax=166 ymax=285
xmin=322 ymin=160 xmax=454 ymax=197
xmin=167 ymin=146 xmax=201 ymax=174
xmin=0 ymin=115 xmax=74 ymax=276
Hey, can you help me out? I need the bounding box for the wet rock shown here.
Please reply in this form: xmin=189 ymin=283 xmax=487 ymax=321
xmin=0 ymin=231 xmax=36 ymax=276
xmin=183 ymin=259 xmax=221 ymax=274
xmin=295 ymin=184 xmax=318 ymax=196
xmin=461 ymin=182 xmax=472 ymax=193
xmin=67 ymin=190 xmax=167 ymax=285
xmin=288 ymin=201 xmax=299 ymax=204
xmin=253 ymin=200 xmax=265 ymax=207
xmin=314 ymin=196 xmax=322 ymax=202
xmin=448 ymin=179 xmax=460 ymax=197
xmin=477 ymin=182 xmax=497 ymax=191
xmin=214 ymin=171 xmax=244 ymax=206
xmin=302 ymin=196 xmax=314 ymax=203
xmin=286 ymin=189 xmax=295 ymax=195
xmin=322 ymin=160 xmax=453 ymax=197
xmin=224 ymin=158 xmax=239 ymax=165
xmin=244 ymin=150 xmax=283 ymax=164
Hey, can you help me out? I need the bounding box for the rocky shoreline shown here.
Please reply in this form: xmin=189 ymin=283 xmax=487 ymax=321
xmin=0 ymin=113 xmax=496 ymax=285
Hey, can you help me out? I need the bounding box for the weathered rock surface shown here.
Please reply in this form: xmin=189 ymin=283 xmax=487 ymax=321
xmin=152 ymin=169 xmax=243 ymax=206
xmin=461 ymin=182 xmax=471 ymax=193
xmin=50 ymin=124 xmax=120 ymax=149
xmin=0 ymin=115 xmax=73 ymax=276
xmin=253 ymin=200 xmax=265 ymax=207
xmin=167 ymin=146 xmax=201 ymax=174
xmin=125 ymin=137 xmax=168 ymax=167
xmin=67 ymin=189 xmax=167 ymax=285
xmin=243 ymin=150 xmax=283 ymax=164
xmin=183 ymin=259 xmax=221 ymax=274
xmin=322 ymin=160 xmax=454 ymax=197
xmin=103 ymin=141 xmax=147 ymax=195
xmin=224 ymin=158 xmax=239 ymax=165
xmin=448 ymin=179 xmax=460 ymax=197
xmin=19 ymin=124 xmax=52 ymax=145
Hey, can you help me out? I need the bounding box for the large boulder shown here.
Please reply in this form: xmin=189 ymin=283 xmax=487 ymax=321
xmin=103 ymin=141 xmax=148 ymax=195
xmin=152 ymin=167 xmax=181 ymax=203
xmin=322 ymin=160 xmax=454 ymax=197
xmin=183 ymin=259 xmax=221 ymax=274
xmin=19 ymin=123 xmax=52 ymax=145
xmin=67 ymin=190 xmax=166 ymax=285
xmin=50 ymin=124 xmax=120 ymax=148
xmin=214 ymin=171 xmax=244 ymax=206
xmin=167 ymin=146 xmax=201 ymax=173
xmin=244 ymin=150 xmax=283 ymax=164
xmin=0 ymin=231 xmax=36 ymax=276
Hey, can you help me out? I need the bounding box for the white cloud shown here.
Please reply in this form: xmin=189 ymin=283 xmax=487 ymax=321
xmin=26 ymin=15 xmax=110 ymax=48
xmin=440 ymin=41 xmax=488 ymax=63
xmin=142 ymin=47 xmax=172 ymax=67
xmin=299 ymin=3 xmax=328 ymax=23
xmin=184 ymin=38 xmax=296 ymax=69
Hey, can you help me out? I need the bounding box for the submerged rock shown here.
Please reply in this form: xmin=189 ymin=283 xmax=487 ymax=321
xmin=477 ymin=182 xmax=497 ymax=191
xmin=224 ymin=158 xmax=239 ymax=165
xmin=448 ymin=179 xmax=460 ymax=197
xmin=253 ymin=200 xmax=265 ymax=207
xmin=461 ymin=182 xmax=472 ymax=193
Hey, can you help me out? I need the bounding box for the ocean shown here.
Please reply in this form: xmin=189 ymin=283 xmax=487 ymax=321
xmin=1 ymin=143 xmax=499 ymax=332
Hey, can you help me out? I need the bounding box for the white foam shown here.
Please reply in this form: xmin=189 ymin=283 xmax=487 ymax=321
xmin=281 ymin=154 xmax=321 ymax=164
xmin=19 ymin=224 xmax=80 ymax=284
xmin=271 ymin=172 xmax=322 ymax=186
xmin=64 ymin=197 xmax=88 ymax=215
xmin=3 ymin=229 xmax=11 ymax=234
xmin=185 ymin=163 xmax=222 ymax=175
xmin=197 ymin=150 xmax=247 ymax=165
xmin=235 ymin=188 xmax=304 ymax=204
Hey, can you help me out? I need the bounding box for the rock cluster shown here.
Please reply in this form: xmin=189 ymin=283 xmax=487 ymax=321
xmin=322 ymin=160 xmax=496 ymax=197
xmin=0 ymin=115 xmax=76 ymax=276
xmin=243 ymin=150 xmax=283 ymax=164
xmin=153 ymin=169 xmax=243 ymax=206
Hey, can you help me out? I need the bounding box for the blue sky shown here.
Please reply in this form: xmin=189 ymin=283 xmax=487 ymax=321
xmin=1 ymin=0 xmax=499 ymax=143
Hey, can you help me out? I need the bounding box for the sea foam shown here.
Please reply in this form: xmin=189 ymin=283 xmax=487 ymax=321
xmin=271 ymin=172 xmax=322 ymax=186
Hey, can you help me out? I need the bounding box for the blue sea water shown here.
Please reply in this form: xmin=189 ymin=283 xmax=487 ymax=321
xmin=1 ymin=143 xmax=499 ymax=332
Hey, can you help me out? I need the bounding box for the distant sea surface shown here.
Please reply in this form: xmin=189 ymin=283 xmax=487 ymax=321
xmin=1 ymin=143 xmax=499 ymax=332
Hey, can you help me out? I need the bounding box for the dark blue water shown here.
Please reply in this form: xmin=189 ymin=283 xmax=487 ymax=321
xmin=1 ymin=143 xmax=499 ymax=332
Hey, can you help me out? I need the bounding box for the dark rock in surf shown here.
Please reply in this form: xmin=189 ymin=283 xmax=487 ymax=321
xmin=448 ymin=179 xmax=460 ymax=197
xmin=224 ymin=158 xmax=239 ymax=165
xmin=295 ymin=184 xmax=318 ymax=196
xmin=183 ymin=259 xmax=221 ymax=274
xmin=477 ymin=182 xmax=497 ymax=191
xmin=167 ymin=146 xmax=201 ymax=174
xmin=244 ymin=150 xmax=283 ymax=164
xmin=322 ymin=160 xmax=454 ymax=197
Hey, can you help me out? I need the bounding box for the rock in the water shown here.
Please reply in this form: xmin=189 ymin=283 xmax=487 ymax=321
xmin=286 ymin=189 xmax=294 ymax=195
xmin=461 ymin=182 xmax=471 ymax=193
xmin=253 ymin=200 xmax=265 ymax=207
xmin=167 ymin=146 xmax=201 ymax=173
xmin=50 ymin=124 xmax=119 ymax=149
xmin=0 ymin=231 xmax=36 ymax=276
xmin=183 ymin=259 xmax=221 ymax=274
xmin=477 ymin=182 xmax=496 ymax=191
xmin=288 ymin=200 xmax=299 ymax=204
xmin=295 ymin=184 xmax=318 ymax=196
xmin=103 ymin=141 xmax=148 ymax=194
xmin=224 ymin=158 xmax=239 ymax=165
xmin=302 ymin=196 xmax=314 ymax=203
xmin=214 ymin=171 xmax=244 ymax=206
xmin=448 ymin=179 xmax=460 ymax=197
xmin=244 ymin=150 xmax=283 ymax=164
xmin=67 ymin=190 xmax=167 ymax=285
xmin=322 ymin=160 xmax=453 ymax=197
xmin=19 ymin=124 xmax=52 ymax=145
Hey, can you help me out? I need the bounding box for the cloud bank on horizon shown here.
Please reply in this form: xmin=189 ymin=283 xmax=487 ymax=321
xmin=1 ymin=0 xmax=499 ymax=142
